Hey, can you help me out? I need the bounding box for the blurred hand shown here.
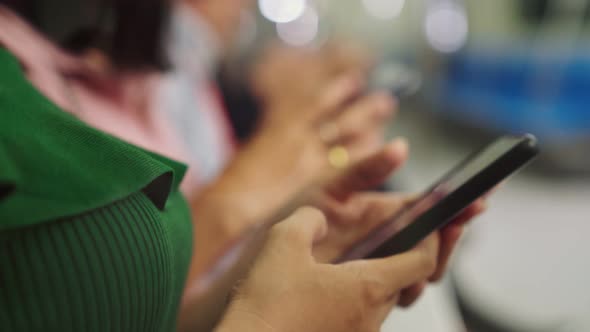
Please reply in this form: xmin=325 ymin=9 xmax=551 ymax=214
xmin=216 ymin=207 xmax=442 ymax=332
xmin=188 ymin=74 xmax=394 ymax=280
xmin=252 ymin=41 xmax=385 ymax=163
xmin=251 ymin=41 xmax=374 ymax=112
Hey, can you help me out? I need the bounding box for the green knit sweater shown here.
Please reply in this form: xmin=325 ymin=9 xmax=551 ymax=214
xmin=0 ymin=48 xmax=193 ymax=331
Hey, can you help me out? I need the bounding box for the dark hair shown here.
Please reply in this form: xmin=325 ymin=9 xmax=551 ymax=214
xmin=1 ymin=0 xmax=170 ymax=71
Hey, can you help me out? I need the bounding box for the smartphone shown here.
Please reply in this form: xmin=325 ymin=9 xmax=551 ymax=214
xmin=336 ymin=134 xmax=539 ymax=262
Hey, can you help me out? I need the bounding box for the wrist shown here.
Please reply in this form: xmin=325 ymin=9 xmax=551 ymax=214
xmin=213 ymin=139 xmax=312 ymax=221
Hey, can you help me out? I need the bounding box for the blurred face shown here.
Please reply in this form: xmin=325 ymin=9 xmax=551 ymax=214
xmin=188 ymin=0 xmax=255 ymax=48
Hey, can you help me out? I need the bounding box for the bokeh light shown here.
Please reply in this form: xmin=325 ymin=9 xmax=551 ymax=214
xmin=259 ymin=0 xmax=307 ymax=23
xmin=276 ymin=5 xmax=319 ymax=46
xmin=425 ymin=2 xmax=469 ymax=53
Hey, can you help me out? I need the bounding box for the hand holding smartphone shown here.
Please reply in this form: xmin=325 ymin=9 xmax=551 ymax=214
xmin=337 ymin=134 xmax=539 ymax=262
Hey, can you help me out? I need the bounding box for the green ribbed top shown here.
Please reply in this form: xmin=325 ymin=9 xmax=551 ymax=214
xmin=0 ymin=48 xmax=193 ymax=331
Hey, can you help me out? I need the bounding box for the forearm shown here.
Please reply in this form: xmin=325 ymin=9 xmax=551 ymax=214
xmin=186 ymin=132 xmax=314 ymax=281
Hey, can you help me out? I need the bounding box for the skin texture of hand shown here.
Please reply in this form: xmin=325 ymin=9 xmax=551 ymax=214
xmin=216 ymin=207 xmax=443 ymax=332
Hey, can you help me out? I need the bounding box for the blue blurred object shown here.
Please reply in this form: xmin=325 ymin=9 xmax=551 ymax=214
xmin=435 ymin=49 xmax=590 ymax=143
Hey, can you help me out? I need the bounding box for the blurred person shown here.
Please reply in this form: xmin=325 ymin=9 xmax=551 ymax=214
xmin=2 ymin=0 xmax=480 ymax=295
xmin=49 ymin=0 xmax=388 ymax=282
xmin=55 ymin=0 xmax=398 ymax=283
xmin=160 ymin=0 xmax=241 ymax=185
xmin=0 ymin=0 xmax=397 ymax=287
xmin=0 ymin=5 xmax=484 ymax=331
xmin=1 ymin=6 xmax=481 ymax=330
xmin=164 ymin=0 xmax=383 ymax=183
xmin=157 ymin=0 xmax=395 ymax=279
xmin=0 ymin=2 xmax=193 ymax=331
xmin=0 ymin=1 xmax=489 ymax=332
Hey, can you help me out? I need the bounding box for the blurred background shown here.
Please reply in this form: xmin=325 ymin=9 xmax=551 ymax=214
xmin=219 ymin=0 xmax=590 ymax=331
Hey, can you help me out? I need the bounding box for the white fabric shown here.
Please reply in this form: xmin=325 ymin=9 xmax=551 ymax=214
xmin=157 ymin=4 xmax=234 ymax=190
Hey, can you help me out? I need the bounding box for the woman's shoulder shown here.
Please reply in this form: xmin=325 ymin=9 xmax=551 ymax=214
xmin=0 ymin=48 xmax=187 ymax=230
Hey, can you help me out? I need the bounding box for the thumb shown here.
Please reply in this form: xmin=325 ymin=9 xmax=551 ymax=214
xmin=271 ymin=207 xmax=329 ymax=257
xmin=326 ymin=138 xmax=409 ymax=201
